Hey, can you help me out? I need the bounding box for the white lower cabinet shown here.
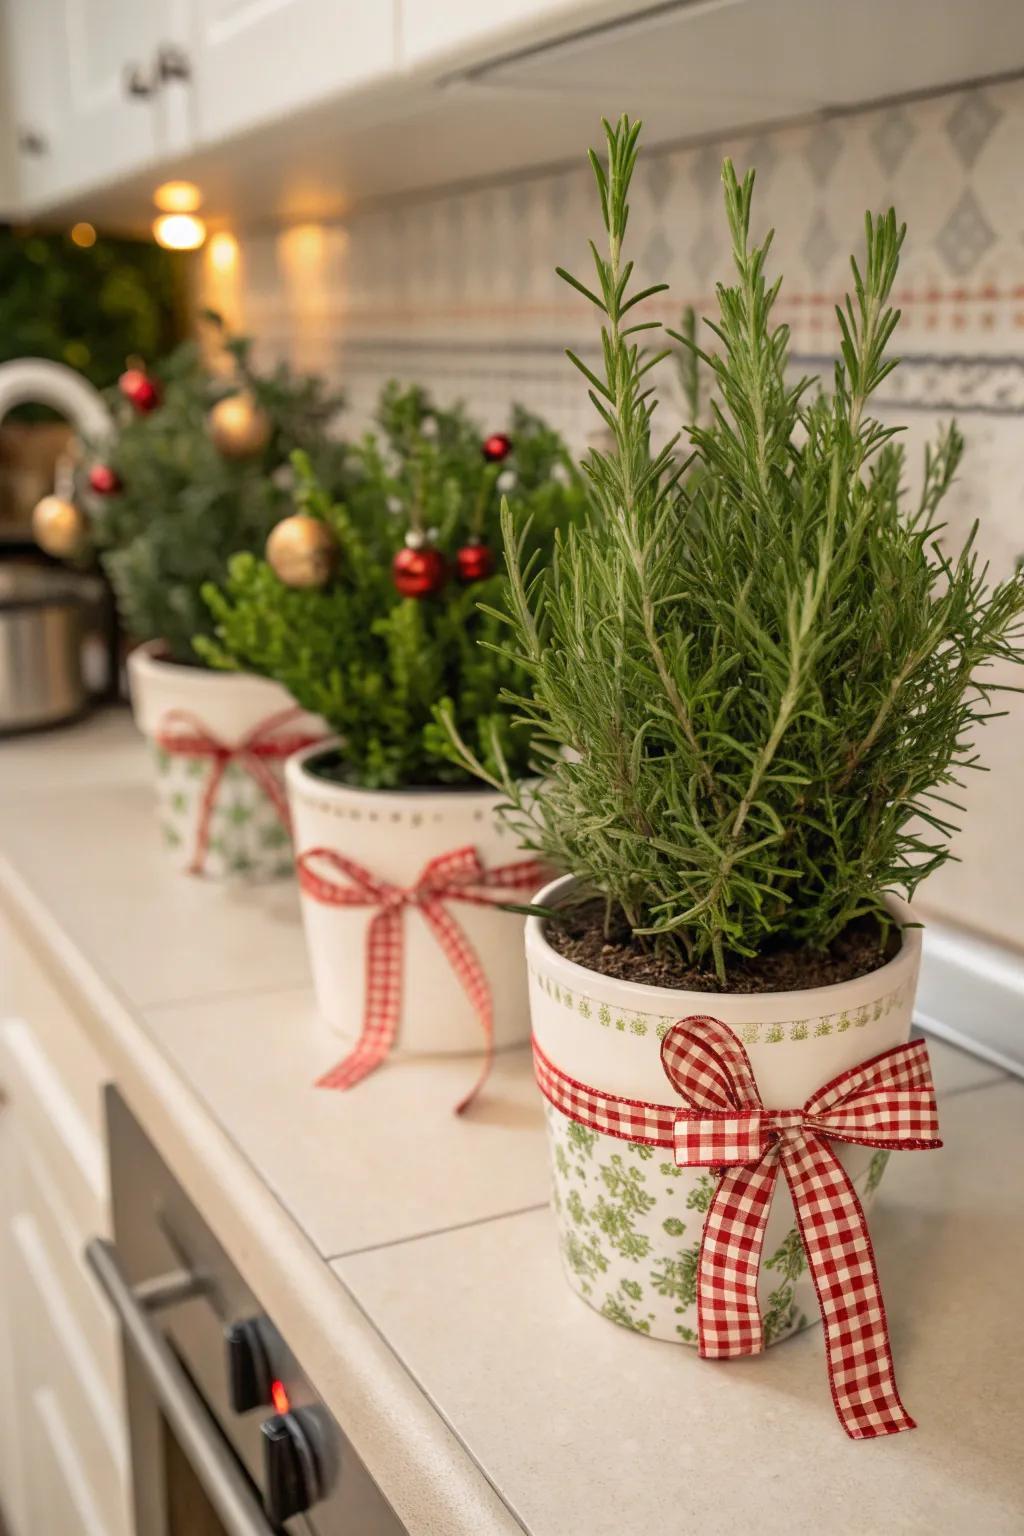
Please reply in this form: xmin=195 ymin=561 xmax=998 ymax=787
xmin=30 ymin=1386 xmax=116 ymax=1536
xmin=0 ymin=918 xmax=129 ymax=1536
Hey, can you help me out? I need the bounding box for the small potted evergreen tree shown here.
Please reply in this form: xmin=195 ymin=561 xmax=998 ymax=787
xmin=91 ymin=326 xmax=348 ymax=879
xmin=444 ymin=119 xmax=1024 ymax=1432
xmin=199 ymin=385 xmax=585 ymax=1101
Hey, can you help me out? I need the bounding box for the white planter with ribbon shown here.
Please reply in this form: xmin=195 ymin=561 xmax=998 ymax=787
xmin=127 ymin=641 xmax=325 ymax=880
xmin=527 ymin=874 xmax=941 ymax=1440
xmin=286 ymin=742 xmax=547 ymax=1107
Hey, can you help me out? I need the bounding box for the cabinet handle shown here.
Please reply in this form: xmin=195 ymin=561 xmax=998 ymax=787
xmin=156 ymin=43 xmax=191 ymax=84
xmin=85 ymin=1238 xmax=277 ymax=1536
xmin=17 ymin=127 xmax=48 ymax=155
xmin=124 ymin=61 xmax=156 ymax=99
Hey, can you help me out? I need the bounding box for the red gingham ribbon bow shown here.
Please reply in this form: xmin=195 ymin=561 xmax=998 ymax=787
xmin=533 ymin=1016 xmax=941 ymax=1439
xmin=156 ymin=707 xmax=323 ymax=875
xmin=296 ymin=845 xmax=548 ymax=1111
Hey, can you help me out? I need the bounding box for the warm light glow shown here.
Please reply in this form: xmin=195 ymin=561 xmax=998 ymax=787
xmin=153 ymin=179 xmax=202 ymax=213
xmin=279 ymin=223 xmax=326 ymax=269
xmin=270 ymin=1379 xmax=291 ymax=1415
xmin=70 ymin=222 xmax=96 ymax=248
xmin=208 ymin=231 xmax=239 ymax=274
xmin=153 ymin=213 xmax=207 ymax=251
xmin=277 ymin=223 xmax=334 ymax=373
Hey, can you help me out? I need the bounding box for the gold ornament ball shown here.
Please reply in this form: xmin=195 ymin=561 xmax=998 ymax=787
xmin=31 ymin=495 xmax=87 ymax=558
xmin=265 ymin=514 xmax=337 ymax=589
xmin=208 ymin=393 xmax=272 ymax=458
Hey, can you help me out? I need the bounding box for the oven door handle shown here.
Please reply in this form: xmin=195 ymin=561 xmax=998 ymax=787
xmin=85 ymin=1237 xmax=278 ymax=1536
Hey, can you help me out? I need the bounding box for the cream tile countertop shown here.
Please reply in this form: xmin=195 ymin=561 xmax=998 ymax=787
xmin=1 ymin=709 xmax=1022 ymax=1535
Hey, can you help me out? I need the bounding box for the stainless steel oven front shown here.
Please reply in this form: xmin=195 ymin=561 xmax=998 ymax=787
xmin=86 ymin=1088 xmax=406 ymax=1536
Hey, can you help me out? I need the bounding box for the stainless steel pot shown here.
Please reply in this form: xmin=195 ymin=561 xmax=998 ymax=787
xmin=0 ymin=564 xmax=102 ymax=732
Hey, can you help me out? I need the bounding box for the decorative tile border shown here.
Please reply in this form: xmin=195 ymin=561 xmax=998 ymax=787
xmin=293 ymin=789 xmax=502 ymax=830
xmin=528 ymin=963 xmax=911 ymax=1046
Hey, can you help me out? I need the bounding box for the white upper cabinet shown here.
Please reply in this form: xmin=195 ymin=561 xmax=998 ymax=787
xmin=5 ymin=0 xmax=176 ymax=213
xmin=4 ymin=0 xmax=73 ymax=209
xmin=5 ymin=0 xmax=1024 ymax=224
xmin=57 ymin=0 xmax=168 ymax=184
xmin=188 ymin=0 xmax=396 ymax=146
xmin=398 ymin=0 xmax=623 ymax=71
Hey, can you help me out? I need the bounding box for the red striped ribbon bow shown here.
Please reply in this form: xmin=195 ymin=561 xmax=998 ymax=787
xmin=156 ymin=707 xmax=323 ymax=875
xmin=296 ymin=845 xmax=548 ymax=1111
xmin=533 ymin=1015 xmax=942 ymax=1439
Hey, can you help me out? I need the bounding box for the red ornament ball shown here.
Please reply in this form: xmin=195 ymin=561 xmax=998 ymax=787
xmin=119 ymin=368 xmax=161 ymax=414
xmin=482 ymin=432 xmax=512 ymax=463
xmin=88 ymin=463 xmax=122 ymax=496
xmin=455 ymin=541 xmax=495 ymax=583
xmin=392 ymin=543 xmax=448 ymax=598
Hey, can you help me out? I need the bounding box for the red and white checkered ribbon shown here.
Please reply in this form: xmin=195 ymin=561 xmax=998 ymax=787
xmin=297 ymin=846 xmax=548 ymax=1111
xmin=156 ymin=707 xmax=324 ymax=876
xmin=534 ymin=1015 xmax=942 ymax=1439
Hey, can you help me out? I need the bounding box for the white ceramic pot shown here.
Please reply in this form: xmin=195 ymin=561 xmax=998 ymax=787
xmin=526 ymin=875 xmax=922 ymax=1345
xmin=127 ymin=641 xmax=325 ymax=880
xmin=286 ymin=742 xmax=541 ymax=1056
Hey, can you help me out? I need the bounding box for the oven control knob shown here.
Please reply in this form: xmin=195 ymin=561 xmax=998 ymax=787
xmin=225 ymin=1317 xmax=272 ymax=1413
xmin=261 ymin=1410 xmax=323 ymax=1523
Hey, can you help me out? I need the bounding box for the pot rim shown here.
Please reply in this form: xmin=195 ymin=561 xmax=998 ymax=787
xmin=286 ymin=737 xmax=525 ymax=805
xmin=526 ymin=872 xmax=921 ymax=1010
xmin=127 ymin=638 xmax=288 ymax=692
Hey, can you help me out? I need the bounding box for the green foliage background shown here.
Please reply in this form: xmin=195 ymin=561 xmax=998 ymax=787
xmin=0 ymin=228 xmax=182 ymax=403
xmin=447 ymin=117 xmax=1024 ymax=981
xmin=199 ymin=385 xmax=587 ymax=788
xmin=89 ymin=330 xmax=350 ymax=662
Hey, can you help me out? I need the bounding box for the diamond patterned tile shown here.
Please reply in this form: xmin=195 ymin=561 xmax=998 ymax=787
xmin=804 ymin=119 xmax=842 ymax=185
xmin=946 ymin=90 xmax=1002 ymax=168
xmin=935 ymin=188 xmax=997 ymax=276
xmin=870 ymin=107 xmax=917 ymax=173
xmin=802 ymin=208 xmax=840 ymax=278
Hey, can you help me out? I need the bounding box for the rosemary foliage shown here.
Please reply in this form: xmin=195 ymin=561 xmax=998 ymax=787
xmin=444 ymin=116 xmax=1024 ymax=981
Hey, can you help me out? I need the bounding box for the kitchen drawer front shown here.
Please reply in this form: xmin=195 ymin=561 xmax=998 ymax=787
xmin=27 ymin=1385 xmax=125 ymax=1536
xmin=0 ymin=1113 xmax=28 ymax=1536
xmin=18 ymin=1135 xmax=124 ymax=1409
xmin=8 ymin=1209 xmax=130 ymax=1536
xmin=0 ymin=1016 xmax=108 ymax=1242
xmin=0 ymin=914 xmax=110 ymax=1139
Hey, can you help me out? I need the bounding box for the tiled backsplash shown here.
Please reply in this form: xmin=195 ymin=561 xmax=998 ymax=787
xmin=199 ymin=77 xmax=1024 ymax=954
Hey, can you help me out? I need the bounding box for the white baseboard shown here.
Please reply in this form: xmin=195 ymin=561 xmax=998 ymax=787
xmin=916 ymin=921 xmax=1024 ymax=1080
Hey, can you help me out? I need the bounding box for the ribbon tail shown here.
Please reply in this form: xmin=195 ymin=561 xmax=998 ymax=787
xmin=243 ymin=753 xmax=292 ymax=832
xmin=781 ymin=1132 xmax=915 ymax=1439
xmin=190 ymin=759 xmax=226 ymax=876
xmin=697 ymin=1149 xmax=778 ymax=1358
xmin=420 ymin=898 xmax=493 ymax=1115
xmin=316 ymin=908 xmax=402 ymax=1091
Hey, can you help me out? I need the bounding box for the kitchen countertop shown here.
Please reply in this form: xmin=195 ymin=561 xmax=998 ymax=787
xmin=1 ymin=707 xmax=1021 ymax=1535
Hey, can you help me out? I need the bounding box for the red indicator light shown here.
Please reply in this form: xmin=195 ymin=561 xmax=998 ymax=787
xmin=271 ymin=1379 xmax=291 ymax=1415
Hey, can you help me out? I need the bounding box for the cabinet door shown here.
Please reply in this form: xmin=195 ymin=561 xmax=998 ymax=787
xmin=190 ymin=0 xmax=396 ymax=147
xmin=4 ymin=0 xmax=70 ymax=209
xmin=52 ymin=0 xmax=171 ymax=193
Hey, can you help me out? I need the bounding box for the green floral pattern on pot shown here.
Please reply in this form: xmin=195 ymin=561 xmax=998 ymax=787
xmin=546 ymin=1102 xmax=891 ymax=1345
xmin=151 ymin=744 xmax=294 ymax=880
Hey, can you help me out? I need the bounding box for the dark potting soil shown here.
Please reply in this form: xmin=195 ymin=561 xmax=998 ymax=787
xmin=545 ymin=899 xmax=900 ymax=994
xmin=305 ymin=746 xmax=481 ymax=792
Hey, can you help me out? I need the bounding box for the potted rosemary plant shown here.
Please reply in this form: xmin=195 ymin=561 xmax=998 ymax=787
xmin=199 ymin=385 xmax=585 ymax=1101
xmin=443 ymin=119 xmax=1024 ymax=1433
xmin=92 ymin=329 xmax=348 ymax=880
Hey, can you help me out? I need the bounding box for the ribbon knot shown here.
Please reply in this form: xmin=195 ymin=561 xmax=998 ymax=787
xmin=532 ymin=1014 xmax=941 ymax=1440
xmin=156 ymin=707 xmax=325 ymax=875
xmin=661 ymin=1014 xmax=941 ymax=1438
xmin=296 ymin=844 xmax=548 ymax=1111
